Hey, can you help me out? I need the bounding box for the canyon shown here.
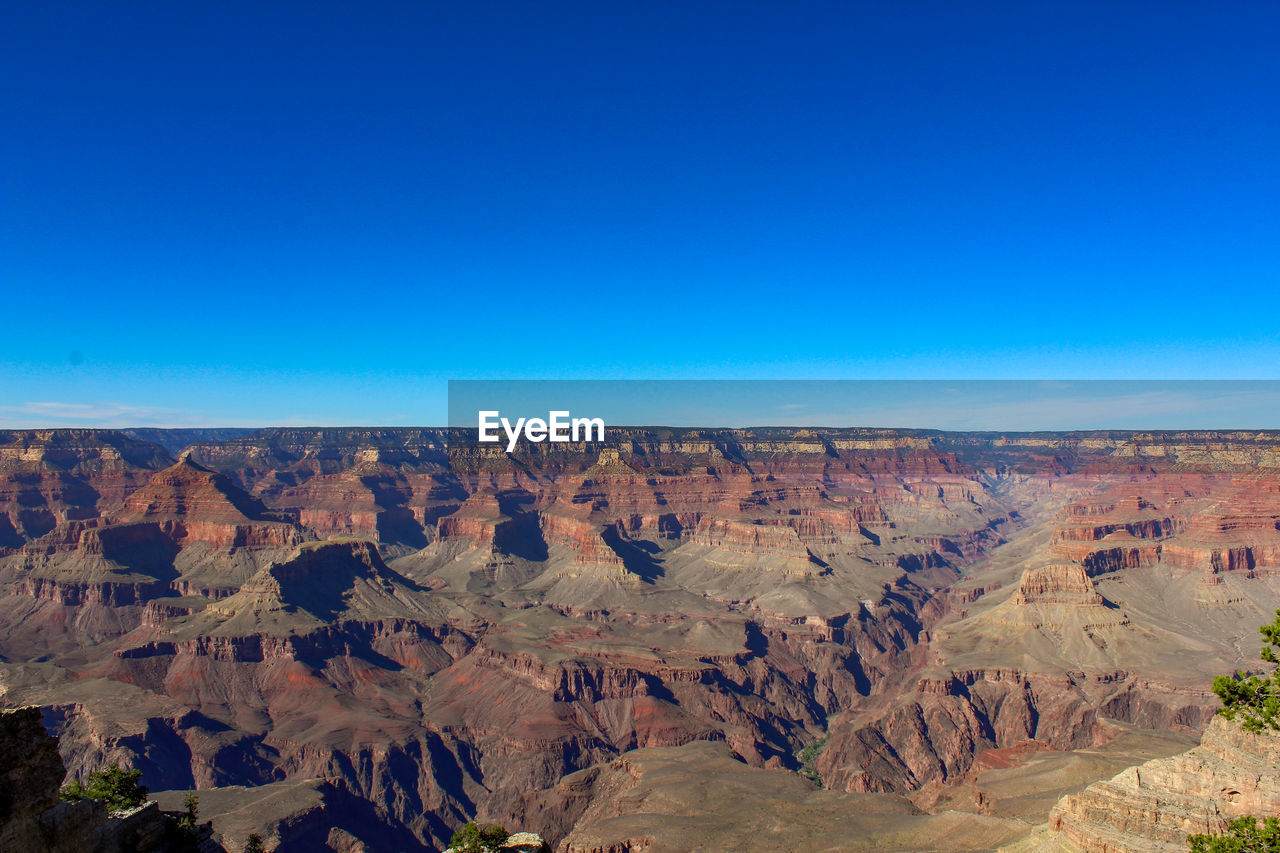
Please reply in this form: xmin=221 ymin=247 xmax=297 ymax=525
xmin=0 ymin=426 xmax=1278 ymax=851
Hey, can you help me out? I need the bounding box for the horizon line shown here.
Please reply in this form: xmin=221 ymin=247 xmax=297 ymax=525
xmin=9 ymin=424 xmax=1280 ymax=435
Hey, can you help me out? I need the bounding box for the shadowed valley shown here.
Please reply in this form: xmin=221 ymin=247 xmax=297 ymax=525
xmin=2 ymin=427 xmax=1279 ymax=851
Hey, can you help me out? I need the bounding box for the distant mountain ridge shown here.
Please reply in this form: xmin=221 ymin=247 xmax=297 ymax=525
xmin=122 ymin=428 xmax=258 ymax=454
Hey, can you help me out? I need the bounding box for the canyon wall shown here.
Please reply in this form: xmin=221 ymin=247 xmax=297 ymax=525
xmin=1 ymin=427 xmax=1278 ymax=851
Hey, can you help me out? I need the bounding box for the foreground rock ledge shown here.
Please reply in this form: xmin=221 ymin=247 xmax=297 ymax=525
xmin=1026 ymin=716 xmax=1280 ymax=852
xmin=0 ymin=705 xmax=222 ymax=853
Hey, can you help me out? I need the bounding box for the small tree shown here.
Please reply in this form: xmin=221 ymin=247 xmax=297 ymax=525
xmin=1195 ymin=613 xmax=1280 ymax=850
xmin=244 ymin=833 xmax=265 ymax=853
xmin=59 ymin=763 xmax=148 ymax=812
xmin=180 ymin=792 xmax=200 ymax=828
xmin=1213 ymin=609 xmax=1280 ymax=734
xmin=1188 ymin=814 xmax=1280 ymax=852
xmin=450 ymin=820 xmax=510 ymax=852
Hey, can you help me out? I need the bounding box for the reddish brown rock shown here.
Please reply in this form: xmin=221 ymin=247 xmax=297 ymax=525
xmin=115 ymin=457 xmax=301 ymax=549
xmin=2 ymin=427 xmax=1279 ymax=850
xmin=0 ymin=430 xmax=171 ymax=548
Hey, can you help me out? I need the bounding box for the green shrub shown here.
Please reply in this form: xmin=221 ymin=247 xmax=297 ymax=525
xmin=1214 ymin=609 xmax=1280 ymax=734
xmin=59 ymin=763 xmax=148 ymax=812
xmin=1188 ymin=815 xmax=1280 ymax=852
xmin=1195 ymin=613 xmax=1280 ymax=850
xmin=450 ymin=820 xmax=510 ymax=852
xmin=796 ymin=734 xmax=828 ymax=786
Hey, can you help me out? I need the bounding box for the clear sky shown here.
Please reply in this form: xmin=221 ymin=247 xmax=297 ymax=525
xmin=2 ymin=3 xmax=1278 ymax=428
xmin=447 ymin=381 xmax=1280 ymax=431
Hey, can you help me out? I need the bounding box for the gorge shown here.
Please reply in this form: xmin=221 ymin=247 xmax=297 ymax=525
xmin=1 ymin=426 xmax=1278 ymax=852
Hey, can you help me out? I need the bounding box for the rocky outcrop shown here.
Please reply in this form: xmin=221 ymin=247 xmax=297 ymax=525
xmin=1049 ymin=475 xmax=1280 ymax=583
xmin=1011 ymin=565 xmax=1105 ymax=607
xmin=184 ymin=428 xmax=457 ymax=549
xmin=819 ymin=669 xmax=1099 ymax=793
xmin=0 ymin=706 xmax=223 ymax=853
xmin=0 ymin=430 xmax=172 ymax=548
xmin=443 ymin=830 xmax=550 ymax=853
xmin=0 ymin=705 xmax=101 ymax=852
xmin=540 ymin=513 xmax=626 ymax=568
xmin=1045 ymin=716 xmax=1280 ymax=852
xmin=115 ymin=457 xmax=302 ymax=549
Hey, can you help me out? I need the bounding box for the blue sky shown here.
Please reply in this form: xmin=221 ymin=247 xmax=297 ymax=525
xmin=2 ymin=3 xmax=1278 ymax=427
xmin=448 ymin=381 xmax=1280 ymax=430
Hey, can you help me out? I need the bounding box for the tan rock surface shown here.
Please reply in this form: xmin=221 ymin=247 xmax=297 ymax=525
xmin=1025 ymin=717 xmax=1280 ymax=852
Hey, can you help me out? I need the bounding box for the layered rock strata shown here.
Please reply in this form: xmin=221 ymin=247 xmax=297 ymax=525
xmin=1046 ymin=716 xmax=1280 ymax=852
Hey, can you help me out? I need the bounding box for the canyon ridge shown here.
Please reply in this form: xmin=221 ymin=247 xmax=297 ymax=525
xmin=1 ymin=426 xmax=1278 ymax=852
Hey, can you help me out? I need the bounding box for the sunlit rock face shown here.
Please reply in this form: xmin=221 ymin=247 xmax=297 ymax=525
xmin=1 ymin=427 xmax=1279 ymax=850
xmin=1045 ymin=717 xmax=1280 ymax=853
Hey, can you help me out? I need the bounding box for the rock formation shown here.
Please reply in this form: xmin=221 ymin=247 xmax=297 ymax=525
xmin=0 ymin=705 xmax=222 ymax=852
xmin=1021 ymin=716 xmax=1280 ymax=852
xmin=0 ymin=427 xmax=1278 ymax=850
